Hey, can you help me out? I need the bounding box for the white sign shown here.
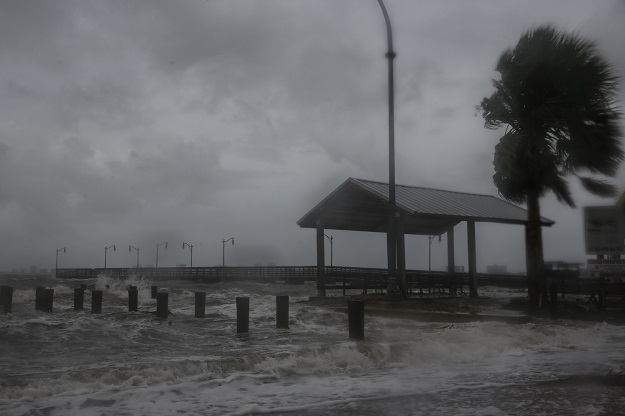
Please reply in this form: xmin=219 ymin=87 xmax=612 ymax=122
xmin=584 ymin=206 xmax=625 ymax=254
xmin=587 ymin=258 xmax=625 ymax=279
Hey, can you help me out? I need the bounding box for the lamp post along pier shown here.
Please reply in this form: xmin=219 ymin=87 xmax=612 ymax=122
xmin=129 ymin=245 xmax=140 ymax=268
xmin=55 ymin=247 xmax=66 ymax=278
xmin=156 ymin=241 xmax=168 ymax=268
xmin=183 ymin=242 xmax=194 ymax=268
xmin=324 ymin=234 xmax=334 ymax=268
xmin=222 ymin=237 xmax=234 ymax=267
xmin=104 ymin=245 xmax=116 ymax=269
xmin=376 ymin=0 xmax=399 ymax=295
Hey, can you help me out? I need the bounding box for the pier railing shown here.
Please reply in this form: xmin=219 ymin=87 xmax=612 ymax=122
xmin=56 ymin=266 xmax=527 ymax=290
xmin=55 ymin=265 xmax=623 ymax=296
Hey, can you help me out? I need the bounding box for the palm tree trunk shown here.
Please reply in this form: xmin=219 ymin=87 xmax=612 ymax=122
xmin=525 ymin=191 xmax=545 ymax=309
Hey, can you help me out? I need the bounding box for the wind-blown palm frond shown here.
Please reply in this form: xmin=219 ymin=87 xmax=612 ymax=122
xmin=477 ymin=24 xmax=623 ymax=308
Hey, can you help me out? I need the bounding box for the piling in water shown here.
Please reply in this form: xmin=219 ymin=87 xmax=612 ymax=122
xmin=156 ymin=293 xmax=168 ymax=318
xmin=276 ymin=295 xmax=289 ymax=329
xmin=151 ymin=286 xmax=158 ymax=300
xmin=43 ymin=288 xmax=54 ymax=313
xmin=74 ymin=287 xmax=84 ymax=311
xmin=1 ymin=286 xmax=13 ymax=313
xmin=35 ymin=287 xmax=45 ymax=311
xmin=549 ymin=283 xmax=558 ymax=320
xmin=348 ymin=300 xmax=365 ymax=340
xmin=195 ymin=292 xmax=206 ymax=318
xmin=236 ymin=297 xmax=249 ymax=334
xmin=128 ymin=286 xmax=138 ymax=312
xmin=91 ymin=290 xmax=103 ymax=314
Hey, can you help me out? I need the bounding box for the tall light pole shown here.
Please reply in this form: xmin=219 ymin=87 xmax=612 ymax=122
xmin=104 ymin=245 xmax=116 ymax=268
xmin=222 ymin=237 xmax=234 ymax=267
xmin=182 ymin=242 xmax=194 ymax=268
xmin=55 ymin=247 xmax=66 ymax=278
xmin=129 ymin=245 xmax=140 ymax=268
xmin=376 ymin=0 xmax=399 ymax=295
xmin=428 ymin=235 xmax=441 ymax=271
xmin=156 ymin=241 xmax=168 ymax=267
xmin=324 ymin=234 xmax=334 ymax=268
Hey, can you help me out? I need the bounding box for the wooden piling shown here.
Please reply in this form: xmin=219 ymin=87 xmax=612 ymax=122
xmin=35 ymin=286 xmax=45 ymax=310
xmin=195 ymin=292 xmax=206 ymax=318
xmin=151 ymin=286 xmax=158 ymax=300
xmin=276 ymin=295 xmax=289 ymax=329
xmin=156 ymin=292 xmax=168 ymax=318
xmin=74 ymin=287 xmax=84 ymax=311
xmin=43 ymin=288 xmax=54 ymax=313
xmin=549 ymin=283 xmax=558 ymax=320
xmin=0 ymin=285 xmax=7 ymax=305
xmin=128 ymin=286 xmax=138 ymax=312
xmin=2 ymin=286 xmax=13 ymax=313
xmin=236 ymin=297 xmax=249 ymax=334
xmin=91 ymin=290 xmax=103 ymax=314
xmin=348 ymin=300 xmax=365 ymax=340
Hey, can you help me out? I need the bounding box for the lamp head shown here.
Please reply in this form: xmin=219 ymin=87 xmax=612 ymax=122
xmin=165 ymin=242 xmax=168 ymax=249
xmin=232 ymin=238 xmax=234 ymax=245
xmin=113 ymin=245 xmax=116 ymax=251
xmin=63 ymin=247 xmax=66 ymax=253
xmin=129 ymin=246 xmax=131 ymax=252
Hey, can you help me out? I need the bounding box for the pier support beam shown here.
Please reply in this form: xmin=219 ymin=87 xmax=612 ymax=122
xmin=316 ymin=220 xmax=326 ymax=297
xmin=397 ymin=215 xmax=406 ymax=294
xmin=467 ymin=220 xmax=478 ymax=298
xmin=447 ymin=225 xmax=456 ymax=294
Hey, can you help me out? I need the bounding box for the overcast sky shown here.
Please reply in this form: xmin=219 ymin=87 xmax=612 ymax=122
xmin=1 ymin=0 xmax=624 ymax=273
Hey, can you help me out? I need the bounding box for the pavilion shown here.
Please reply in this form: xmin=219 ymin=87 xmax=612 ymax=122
xmin=297 ymin=177 xmax=554 ymax=296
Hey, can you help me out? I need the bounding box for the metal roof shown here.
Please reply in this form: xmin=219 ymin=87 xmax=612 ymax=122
xmin=297 ymin=177 xmax=554 ymax=235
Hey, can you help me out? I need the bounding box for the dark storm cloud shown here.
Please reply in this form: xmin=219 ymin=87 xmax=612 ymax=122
xmin=0 ymin=0 xmax=623 ymax=271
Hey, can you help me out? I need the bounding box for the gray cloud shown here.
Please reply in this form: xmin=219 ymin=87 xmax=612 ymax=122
xmin=0 ymin=0 xmax=623 ymax=272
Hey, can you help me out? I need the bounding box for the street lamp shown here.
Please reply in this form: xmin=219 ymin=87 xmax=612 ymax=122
xmin=428 ymin=235 xmax=442 ymax=271
xmin=182 ymin=242 xmax=194 ymax=268
xmin=324 ymin=234 xmax=334 ymax=268
xmin=55 ymin=247 xmax=66 ymax=278
xmin=129 ymin=245 xmax=140 ymax=268
xmin=104 ymin=245 xmax=116 ymax=269
xmin=375 ymin=0 xmax=399 ymax=295
xmin=155 ymin=241 xmax=168 ymax=267
xmin=222 ymin=237 xmax=234 ymax=267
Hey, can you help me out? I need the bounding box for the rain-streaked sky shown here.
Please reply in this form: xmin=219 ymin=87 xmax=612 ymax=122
xmin=1 ymin=0 xmax=624 ymax=272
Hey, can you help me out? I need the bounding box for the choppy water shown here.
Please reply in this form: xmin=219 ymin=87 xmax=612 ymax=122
xmin=1 ymin=275 xmax=624 ymax=415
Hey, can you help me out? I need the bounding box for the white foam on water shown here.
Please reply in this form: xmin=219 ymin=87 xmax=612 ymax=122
xmin=3 ymin=282 xmax=625 ymax=415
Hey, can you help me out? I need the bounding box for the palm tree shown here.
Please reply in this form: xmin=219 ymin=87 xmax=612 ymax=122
xmin=478 ymin=24 xmax=623 ymax=308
